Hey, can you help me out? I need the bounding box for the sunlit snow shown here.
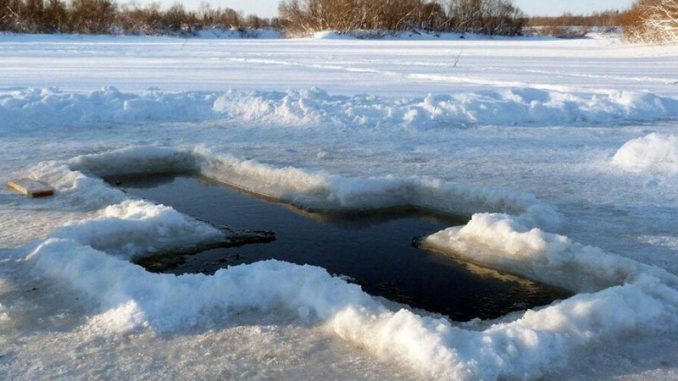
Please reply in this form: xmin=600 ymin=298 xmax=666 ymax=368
xmin=0 ymin=33 xmax=677 ymax=380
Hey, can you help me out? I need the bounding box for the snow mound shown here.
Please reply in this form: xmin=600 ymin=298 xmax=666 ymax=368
xmin=2 ymin=87 xmax=678 ymax=131
xmin=0 ymin=87 xmax=219 ymax=129
xmin=0 ymin=303 xmax=9 ymax=322
xmin=612 ymin=133 xmax=678 ymax=174
xmin=423 ymin=213 xmax=678 ymax=293
xmin=311 ymin=31 xmax=355 ymax=40
xmin=48 ymin=200 xmax=224 ymax=260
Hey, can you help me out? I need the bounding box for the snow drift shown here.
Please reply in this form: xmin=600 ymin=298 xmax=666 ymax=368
xmin=2 ymin=86 xmax=677 ymax=131
xmin=612 ymin=133 xmax=678 ymax=174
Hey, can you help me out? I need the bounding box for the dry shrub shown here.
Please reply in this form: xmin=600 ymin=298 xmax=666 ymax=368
xmin=622 ymin=0 xmax=678 ymax=42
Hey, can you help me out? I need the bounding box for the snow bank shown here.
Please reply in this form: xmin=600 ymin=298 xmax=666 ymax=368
xmin=612 ymin=133 xmax=678 ymax=174
xmin=328 ymin=279 xmax=676 ymax=379
xmin=3 ymin=87 xmax=678 ymax=131
xmin=0 ymin=29 xmax=282 ymax=41
xmin=17 ymin=146 xmax=201 ymax=209
xmin=423 ymin=213 xmax=678 ymax=293
xmin=21 ymin=160 xmax=125 ymax=208
xmin=48 ymin=200 xmax=224 ymax=260
xmin=199 ymin=148 xmax=560 ymax=228
xmin=308 ymin=30 xmax=549 ymax=41
xmin=193 ymin=27 xmax=283 ymax=39
xmin=210 ymin=88 xmax=678 ymax=128
xmin=27 ymin=239 xmax=376 ymax=333
xmin=68 ymin=145 xmax=200 ymax=178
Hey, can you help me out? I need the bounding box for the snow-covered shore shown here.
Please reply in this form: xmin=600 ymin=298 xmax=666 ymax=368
xmin=1 ymin=34 xmax=677 ymax=380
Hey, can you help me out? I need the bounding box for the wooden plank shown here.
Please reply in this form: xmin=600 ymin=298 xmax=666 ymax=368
xmin=7 ymin=178 xmax=54 ymax=198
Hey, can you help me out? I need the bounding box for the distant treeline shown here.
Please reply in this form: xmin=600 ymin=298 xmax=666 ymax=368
xmin=0 ymin=0 xmax=527 ymax=36
xmin=2 ymin=0 xmax=675 ymax=42
xmin=0 ymin=0 xmax=280 ymax=34
xmin=528 ymin=11 xmax=624 ymax=28
xmin=524 ymin=10 xmax=623 ymax=38
xmin=278 ymin=0 xmax=526 ymax=36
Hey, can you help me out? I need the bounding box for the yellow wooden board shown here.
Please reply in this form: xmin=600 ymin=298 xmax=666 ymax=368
xmin=7 ymin=178 xmax=54 ymax=198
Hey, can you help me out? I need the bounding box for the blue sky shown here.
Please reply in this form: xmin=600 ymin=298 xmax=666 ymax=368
xmin=130 ymin=0 xmax=636 ymax=18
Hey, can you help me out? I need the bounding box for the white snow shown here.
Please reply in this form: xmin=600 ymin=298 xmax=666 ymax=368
xmin=423 ymin=213 xmax=677 ymax=292
xmin=613 ymin=133 xmax=678 ymax=174
xmin=1 ymin=33 xmax=677 ymax=381
xmin=2 ymin=86 xmax=677 ymax=131
xmin=48 ymin=200 xmax=224 ymax=260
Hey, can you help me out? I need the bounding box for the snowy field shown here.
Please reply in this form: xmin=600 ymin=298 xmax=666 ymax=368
xmin=0 ymin=34 xmax=677 ymax=380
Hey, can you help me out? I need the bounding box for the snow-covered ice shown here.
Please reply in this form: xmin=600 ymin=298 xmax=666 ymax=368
xmin=0 ymin=34 xmax=677 ymax=380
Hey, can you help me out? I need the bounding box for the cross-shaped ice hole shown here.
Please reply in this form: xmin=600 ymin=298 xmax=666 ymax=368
xmin=105 ymin=173 xmax=571 ymax=322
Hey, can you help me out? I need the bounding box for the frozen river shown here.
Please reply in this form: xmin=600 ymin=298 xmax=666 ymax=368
xmin=0 ymin=34 xmax=677 ymax=380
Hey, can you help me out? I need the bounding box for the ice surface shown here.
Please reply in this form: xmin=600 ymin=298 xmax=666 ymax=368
xmin=1 ymin=34 xmax=677 ymax=380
